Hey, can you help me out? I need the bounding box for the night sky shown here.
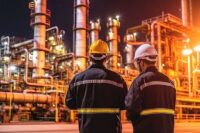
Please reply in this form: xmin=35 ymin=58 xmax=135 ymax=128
xmin=0 ymin=0 xmax=199 ymax=51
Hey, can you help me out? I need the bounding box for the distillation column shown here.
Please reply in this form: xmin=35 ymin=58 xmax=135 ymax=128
xmin=181 ymin=0 xmax=189 ymax=26
xmin=73 ymin=0 xmax=89 ymax=70
xmin=29 ymin=0 xmax=50 ymax=83
xmin=90 ymin=19 xmax=101 ymax=44
xmin=107 ymin=16 xmax=120 ymax=69
xmin=125 ymin=34 xmax=137 ymax=67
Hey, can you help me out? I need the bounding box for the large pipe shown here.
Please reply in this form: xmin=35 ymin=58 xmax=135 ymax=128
xmin=126 ymin=44 xmax=134 ymax=66
xmin=90 ymin=19 xmax=101 ymax=44
xmin=0 ymin=92 xmax=53 ymax=104
xmin=181 ymin=0 xmax=189 ymax=26
xmin=125 ymin=34 xmax=135 ymax=66
xmin=11 ymin=39 xmax=33 ymax=48
xmin=188 ymin=0 xmax=193 ymax=27
xmin=23 ymin=49 xmax=53 ymax=87
xmin=73 ymin=0 xmax=89 ymax=70
xmin=157 ymin=23 xmax=162 ymax=72
xmin=30 ymin=0 xmax=49 ymax=82
xmin=107 ymin=16 xmax=120 ymax=69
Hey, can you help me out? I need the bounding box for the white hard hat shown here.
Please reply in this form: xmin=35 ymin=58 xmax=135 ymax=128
xmin=134 ymin=44 xmax=158 ymax=62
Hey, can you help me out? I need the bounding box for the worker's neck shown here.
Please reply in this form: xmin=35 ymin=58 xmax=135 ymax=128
xmin=141 ymin=64 xmax=155 ymax=72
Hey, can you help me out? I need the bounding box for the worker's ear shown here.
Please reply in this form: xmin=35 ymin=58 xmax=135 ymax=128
xmin=140 ymin=60 xmax=145 ymax=68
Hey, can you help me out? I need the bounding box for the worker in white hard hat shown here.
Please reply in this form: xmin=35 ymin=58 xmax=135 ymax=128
xmin=125 ymin=44 xmax=176 ymax=133
xmin=66 ymin=39 xmax=127 ymax=133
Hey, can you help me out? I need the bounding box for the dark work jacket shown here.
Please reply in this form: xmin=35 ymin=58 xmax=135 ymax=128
xmin=66 ymin=63 xmax=128 ymax=133
xmin=125 ymin=66 xmax=176 ymax=133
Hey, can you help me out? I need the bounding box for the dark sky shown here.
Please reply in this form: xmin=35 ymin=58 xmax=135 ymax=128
xmin=0 ymin=0 xmax=199 ymax=49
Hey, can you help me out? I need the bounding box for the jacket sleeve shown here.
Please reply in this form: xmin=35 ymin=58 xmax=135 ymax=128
xmin=125 ymin=80 xmax=142 ymax=122
xmin=66 ymin=78 xmax=77 ymax=109
xmin=119 ymin=79 xmax=128 ymax=110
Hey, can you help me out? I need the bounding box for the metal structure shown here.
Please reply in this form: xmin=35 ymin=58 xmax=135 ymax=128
xmin=107 ymin=16 xmax=120 ymax=69
xmin=73 ymin=0 xmax=89 ymax=70
xmin=90 ymin=19 xmax=101 ymax=44
xmin=125 ymin=12 xmax=200 ymax=120
xmin=1 ymin=0 xmax=200 ymax=123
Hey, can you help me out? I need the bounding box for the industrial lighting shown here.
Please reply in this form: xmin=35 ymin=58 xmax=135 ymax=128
xmin=0 ymin=68 xmax=3 ymax=73
xmin=116 ymin=15 xmax=120 ymax=20
xmin=108 ymin=17 xmax=112 ymax=21
xmin=186 ymin=38 xmax=190 ymax=43
xmin=3 ymin=41 xmax=8 ymax=45
xmin=133 ymin=32 xmax=137 ymax=36
xmin=194 ymin=45 xmax=200 ymax=52
xmin=182 ymin=48 xmax=192 ymax=56
xmin=117 ymin=63 xmax=121 ymax=67
xmin=48 ymin=36 xmax=54 ymax=41
xmin=9 ymin=65 xmax=17 ymax=72
xmin=3 ymin=56 xmax=10 ymax=62
xmin=76 ymin=60 xmax=81 ymax=67
xmin=108 ymin=31 xmax=114 ymax=39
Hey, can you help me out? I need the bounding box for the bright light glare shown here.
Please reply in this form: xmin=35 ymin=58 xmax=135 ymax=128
xmin=182 ymin=49 xmax=193 ymax=55
xmin=9 ymin=65 xmax=17 ymax=72
xmin=117 ymin=63 xmax=121 ymax=67
xmin=48 ymin=36 xmax=54 ymax=41
xmin=3 ymin=41 xmax=8 ymax=45
xmin=116 ymin=15 xmax=120 ymax=20
xmin=76 ymin=61 xmax=81 ymax=67
xmin=194 ymin=45 xmax=200 ymax=52
xmin=186 ymin=38 xmax=190 ymax=43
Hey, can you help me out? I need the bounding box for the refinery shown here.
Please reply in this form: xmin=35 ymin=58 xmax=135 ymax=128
xmin=0 ymin=0 xmax=200 ymax=125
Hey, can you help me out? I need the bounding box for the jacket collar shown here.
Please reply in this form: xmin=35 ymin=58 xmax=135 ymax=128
xmin=141 ymin=66 xmax=158 ymax=74
xmin=89 ymin=63 xmax=106 ymax=69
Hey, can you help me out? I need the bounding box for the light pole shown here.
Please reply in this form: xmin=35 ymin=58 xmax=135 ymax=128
xmin=182 ymin=48 xmax=193 ymax=96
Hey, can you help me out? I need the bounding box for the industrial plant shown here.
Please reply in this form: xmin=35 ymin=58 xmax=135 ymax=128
xmin=0 ymin=0 xmax=200 ymax=123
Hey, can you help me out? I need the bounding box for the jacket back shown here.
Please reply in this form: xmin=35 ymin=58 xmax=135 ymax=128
xmin=66 ymin=63 xmax=128 ymax=133
xmin=125 ymin=66 xmax=176 ymax=133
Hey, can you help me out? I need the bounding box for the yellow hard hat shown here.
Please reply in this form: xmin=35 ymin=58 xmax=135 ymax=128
xmin=89 ymin=39 xmax=109 ymax=54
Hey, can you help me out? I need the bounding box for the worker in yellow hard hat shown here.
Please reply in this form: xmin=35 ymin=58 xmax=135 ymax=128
xmin=125 ymin=44 xmax=176 ymax=133
xmin=66 ymin=39 xmax=128 ymax=133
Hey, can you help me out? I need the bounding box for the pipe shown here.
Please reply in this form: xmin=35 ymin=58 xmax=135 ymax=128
xmin=150 ymin=21 xmax=157 ymax=47
xmin=189 ymin=0 xmax=193 ymax=27
xmin=0 ymin=80 xmax=9 ymax=85
xmin=1 ymin=105 xmax=34 ymax=111
xmin=0 ymin=92 xmax=53 ymax=104
xmin=23 ymin=49 xmax=54 ymax=87
xmin=11 ymin=26 xmax=58 ymax=49
xmin=107 ymin=17 xmax=120 ymax=69
xmin=157 ymin=23 xmax=162 ymax=72
xmin=126 ymin=44 xmax=133 ymax=66
xmin=181 ymin=0 xmax=189 ymax=26
xmin=90 ymin=19 xmax=101 ymax=44
xmin=11 ymin=39 xmax=33 ymax=48
xmin=73 ymin=0 xmax=89 ymax=70
xmin=54 ymin=53 xmax=74 ymax=72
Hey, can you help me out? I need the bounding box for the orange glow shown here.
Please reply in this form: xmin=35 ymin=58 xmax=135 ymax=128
xmin=182 ymin=48 xmax=192 ymax=55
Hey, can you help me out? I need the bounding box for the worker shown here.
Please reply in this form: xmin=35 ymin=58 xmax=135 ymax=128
xmin=125 ymin=44 xmax=176 ymax=133
xmin=66 ymin=39 xmax=128 ymax=133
